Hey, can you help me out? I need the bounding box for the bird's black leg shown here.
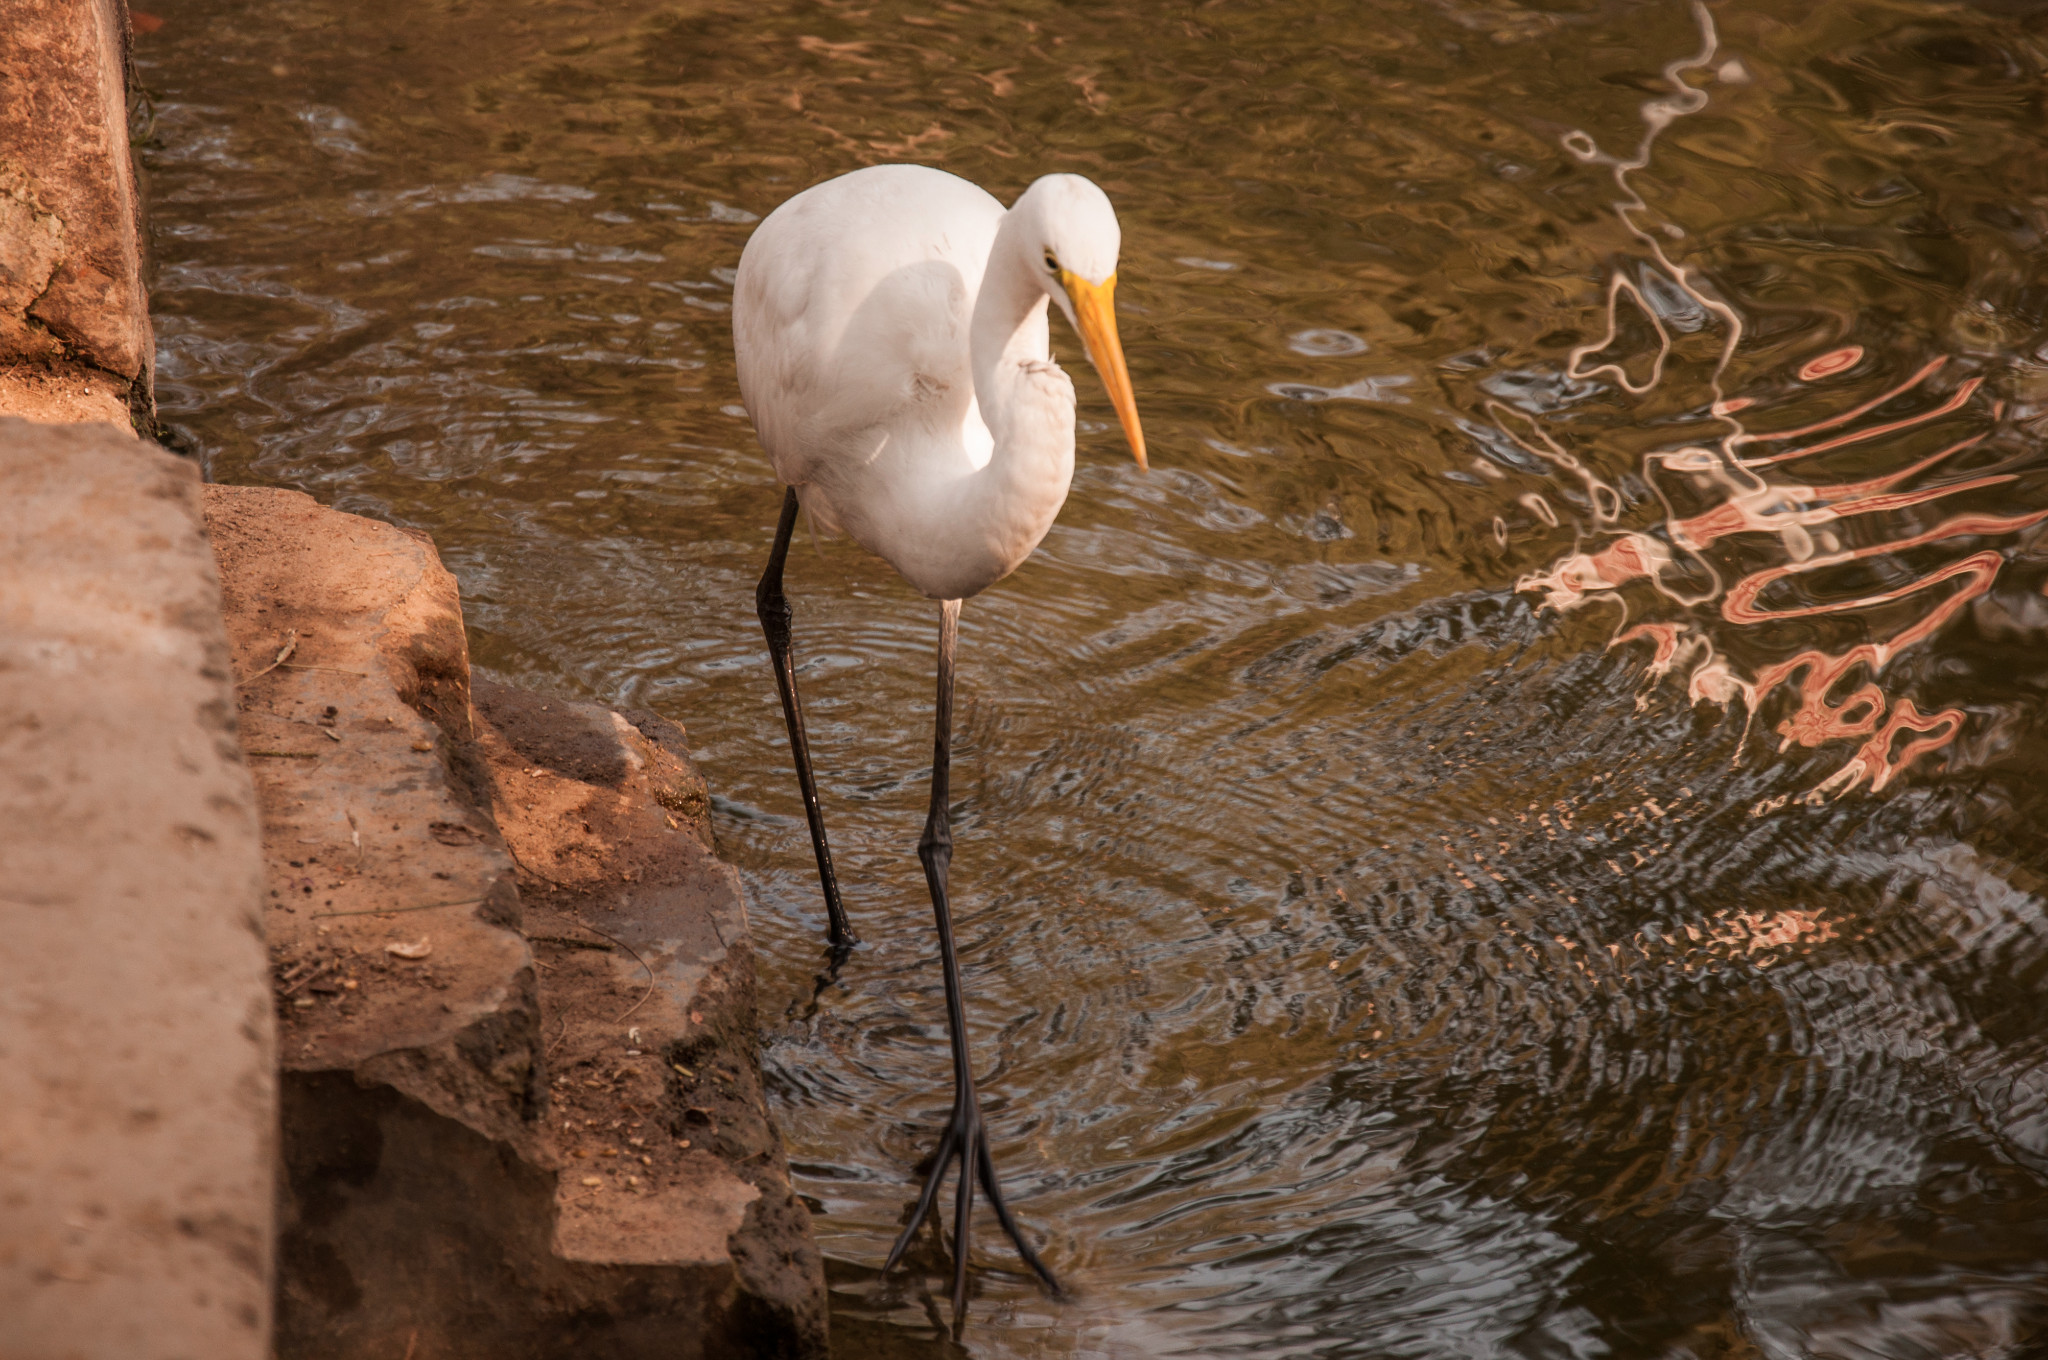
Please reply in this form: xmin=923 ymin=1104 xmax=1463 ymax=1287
xmin=756 ymin=485 xmax=858 ymax=951
xmin=883 ymin=598 xmax=1059 ymax=1322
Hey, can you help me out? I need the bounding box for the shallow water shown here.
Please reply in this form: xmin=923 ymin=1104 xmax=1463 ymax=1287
xmin=139 ymin=0 xmax=2048 ymax=1353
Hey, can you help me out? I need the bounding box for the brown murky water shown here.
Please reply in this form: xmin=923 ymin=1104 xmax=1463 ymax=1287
xmin=140 ymin=0 xmax=2048 ymax=1353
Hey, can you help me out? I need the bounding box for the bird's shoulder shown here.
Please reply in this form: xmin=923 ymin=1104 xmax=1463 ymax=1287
xmin=732 ymin=167 xmax=1011 ymax=479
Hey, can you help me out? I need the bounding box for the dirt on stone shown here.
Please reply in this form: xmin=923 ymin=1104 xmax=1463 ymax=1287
xmin=465 ymin=679 xmax=815 ymax=1281
xmin=0 ymin=359 xmax=132 ymax=425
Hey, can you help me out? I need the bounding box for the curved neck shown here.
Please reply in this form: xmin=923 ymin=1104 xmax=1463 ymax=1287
xmin=899 ymin=203 xmax=1074 ymax=600
xmin=969 ymin=207 xmax=1055 ymax=440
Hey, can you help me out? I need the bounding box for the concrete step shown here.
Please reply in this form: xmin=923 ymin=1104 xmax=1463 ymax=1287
xmin=0 ymin=419 xmax=275 ymax=1358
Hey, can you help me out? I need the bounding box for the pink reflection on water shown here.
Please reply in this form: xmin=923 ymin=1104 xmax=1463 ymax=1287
xmin=1527 ymin=374 xmax=2032 ymax=799
xmin=1517 ymin=362 xmax=2029 ymax=798
xmin=1509 ymin=13 xmax=2038 ymax=803
xmin=1798 ymin=347 xmax=1864 ymax=382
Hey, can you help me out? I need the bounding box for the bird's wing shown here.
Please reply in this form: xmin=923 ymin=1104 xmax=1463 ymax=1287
xmin=734 ymin=166 xmax=1004 ymax=491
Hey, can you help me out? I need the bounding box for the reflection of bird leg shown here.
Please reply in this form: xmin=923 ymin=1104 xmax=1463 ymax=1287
xmin=756 ymin=485 xmax=858 ymax=952
xmin=886 ymin=597 xmax=1059 ymax=1321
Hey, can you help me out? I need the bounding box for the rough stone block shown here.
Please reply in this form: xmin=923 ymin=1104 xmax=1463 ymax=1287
xmin=0 ymin=0 xmax=154 ymax=418
xmin=205 ymin=484 xmax=541 ymax=1148
xmin=203 ymin=486 xmax=827 ymax=1357
xmin=0 ymin=419 xmax=274 ymax=1359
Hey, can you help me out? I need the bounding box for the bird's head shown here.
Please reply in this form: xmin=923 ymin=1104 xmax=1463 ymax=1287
xmin=1019 ymin=174 xmax=1147 ymax=471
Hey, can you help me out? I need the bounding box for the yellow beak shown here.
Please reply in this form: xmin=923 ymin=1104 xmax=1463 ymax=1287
xmin=1061 ymin=271 xmax=1147 ymax=472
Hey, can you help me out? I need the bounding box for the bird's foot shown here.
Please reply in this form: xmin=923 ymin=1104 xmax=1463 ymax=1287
xmin=883 ymin=1088 xmax=1060 ymax=1322
xmin=817 ymin=935 xmax=857 ymax=988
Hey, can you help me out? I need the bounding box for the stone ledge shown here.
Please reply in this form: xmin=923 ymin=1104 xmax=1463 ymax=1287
xmin=0 ymin=419 xmax=273 ymax=1359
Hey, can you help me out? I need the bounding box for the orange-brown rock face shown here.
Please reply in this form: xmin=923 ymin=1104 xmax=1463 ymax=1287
xmin=0 ymin=0 xmax=154 ymax=426
xmin=203 ymin=485 xmax=826 ymax=1359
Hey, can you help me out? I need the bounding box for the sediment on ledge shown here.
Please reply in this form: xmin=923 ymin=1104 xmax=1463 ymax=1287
xmin=204 ymin=485 xmax=828 ymax=1358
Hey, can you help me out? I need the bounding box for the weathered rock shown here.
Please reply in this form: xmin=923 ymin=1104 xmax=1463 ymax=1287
xmin=0 ymin=420 xmax=273 ymax=1359
xmin=0 ymin=0 xmax=153 ymax=423
xmin=204 ymin=487 xmax=827 ymax=1357
xmin=471 ymin=679 xmax=828 ymax=1353
xmin=204 ymin=484 xmax=540 ymax=1149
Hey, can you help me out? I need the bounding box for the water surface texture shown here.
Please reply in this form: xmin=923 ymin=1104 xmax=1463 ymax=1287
xmin=141 ymin=0 xmax=2048 ymax=1354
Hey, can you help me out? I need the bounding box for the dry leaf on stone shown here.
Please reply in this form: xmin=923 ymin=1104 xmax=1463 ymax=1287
xmin=385 ymin=937 xmax=432 ymax=959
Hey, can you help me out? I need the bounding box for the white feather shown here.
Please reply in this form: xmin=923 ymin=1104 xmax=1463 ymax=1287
xmin=733 ymin=164 xmax=1123 ymax=600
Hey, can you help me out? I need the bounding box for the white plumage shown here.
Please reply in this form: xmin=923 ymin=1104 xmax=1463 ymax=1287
xmin=733 ymin=164 xmax=1145 ymax=600
xmin=728 ymin=163 xmax=1143 ymax=1313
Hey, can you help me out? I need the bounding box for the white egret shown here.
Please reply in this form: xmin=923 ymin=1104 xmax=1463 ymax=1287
xmin=732 ymin=164 xmax=1145 ymax=1315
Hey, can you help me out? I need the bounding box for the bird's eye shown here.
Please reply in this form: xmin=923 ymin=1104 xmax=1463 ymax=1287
xmin=1043 ymin=249 xmax=1060 ymax=273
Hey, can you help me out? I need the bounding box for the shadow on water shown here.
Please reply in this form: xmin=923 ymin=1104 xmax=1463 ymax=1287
xmin=140 ymin=0 xmax=2048 ymax=1353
